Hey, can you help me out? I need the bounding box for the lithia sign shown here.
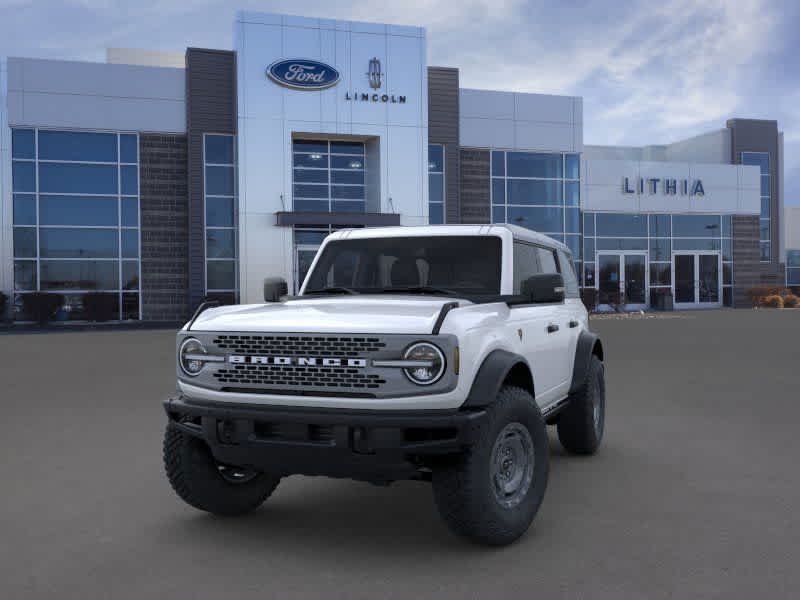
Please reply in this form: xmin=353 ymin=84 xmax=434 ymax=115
xmin=623 ymin=177 xmax=705 ymax=196
xmin=267 ymin=57 xmax=406 ymax=103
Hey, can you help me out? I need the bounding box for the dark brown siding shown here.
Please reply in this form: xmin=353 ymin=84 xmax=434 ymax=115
xmin=186 ymin=48 xmax=237 ymax=311
xmin=732 ymin=215 xmax=761 ymax=307
xmin=459 ymin=149 xmax=490 ymax=224
xmin=427 ymin=67 xmax=460 ymax=223
xmin=139 ymin=134 xmax=189 ymax=321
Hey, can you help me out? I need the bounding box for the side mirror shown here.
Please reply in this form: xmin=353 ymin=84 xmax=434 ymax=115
xmin=521 ymin=273 xmax=565 ymax=304
xmin=263 ymin=277 xmax=288 ymax=302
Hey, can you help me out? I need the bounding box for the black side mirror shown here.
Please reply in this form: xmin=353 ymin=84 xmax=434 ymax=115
xmin=263 ymin=277 xmax=288 ymax=302
xmin=521 ymin=273 xmax=565 ymax=304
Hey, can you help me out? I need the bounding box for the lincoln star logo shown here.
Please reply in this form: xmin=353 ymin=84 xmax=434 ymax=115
xmin=229 ymin=355 xmax=367 ymax=367
xmin=367 ymin=57 xmax=382 ymax=89
xmin=266 ymin=59 xmax=341 ymax=90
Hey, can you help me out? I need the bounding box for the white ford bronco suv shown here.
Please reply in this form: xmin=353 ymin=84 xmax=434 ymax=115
xmin=163 ymin=225 xmax=605 ymax=545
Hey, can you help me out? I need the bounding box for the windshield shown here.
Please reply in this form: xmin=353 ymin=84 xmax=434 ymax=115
xmin=302 ymin=236 xmax=502 ymax=297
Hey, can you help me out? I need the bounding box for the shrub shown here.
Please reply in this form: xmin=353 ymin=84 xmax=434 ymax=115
xmin=762 ymin=295 xmax=784 ymax=309
xmin=22 ymin=293 xmax=64 ymax=324
xmin=782 ymin=294 xmax=799 ymax=308
xmin=83 ymin=292 xmax=118 ymax=322
xmin=0 ymin=291 xmax=7 ymax=321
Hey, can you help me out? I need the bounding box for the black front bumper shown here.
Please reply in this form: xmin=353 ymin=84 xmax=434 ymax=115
xmin=164 ymin=396 xmax=486 ymax=482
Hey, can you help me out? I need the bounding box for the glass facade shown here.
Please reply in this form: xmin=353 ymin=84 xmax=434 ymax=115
xmin=742 ymin=152 xmax=770 ymax=261
xmin=11 ymin=128 xmax=141 ymax=320
xmin=428 ymin=144 xmax=444 ymax=224
xmin=204 ymin=134 xmax=238 ymax=302
xmin=787 ymin=250 xmax=800 ymax=288
xmin=292 ymin=140 xmax=365 ymax=213
xmin=491 ymin=150 xmax=581 ymax=273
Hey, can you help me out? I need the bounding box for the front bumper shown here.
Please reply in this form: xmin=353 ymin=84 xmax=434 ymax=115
xmin=164 ymin=396 xmax=487 ymax=482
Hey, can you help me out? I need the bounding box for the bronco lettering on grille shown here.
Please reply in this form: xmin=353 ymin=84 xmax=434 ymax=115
xmin=228 ymin=355 xmax=368 ymax=368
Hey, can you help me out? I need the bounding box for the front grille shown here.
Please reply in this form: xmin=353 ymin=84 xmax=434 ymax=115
xmin=212 ymin=335 xmax=386 ymax=357
xmin=213 ymin=364 xmax=387 ymax=389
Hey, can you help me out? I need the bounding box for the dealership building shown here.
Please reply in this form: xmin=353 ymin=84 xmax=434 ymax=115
xmin=0 ymin=10 xmax=794 ymax=321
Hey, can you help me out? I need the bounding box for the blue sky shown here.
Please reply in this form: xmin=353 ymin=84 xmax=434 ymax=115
xmin=2 ymin=0 xmax=798 ymax=205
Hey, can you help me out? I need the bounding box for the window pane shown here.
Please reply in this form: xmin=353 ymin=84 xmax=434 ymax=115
xmin=331 ymin=200 xmax=365 ymax=213
xmin=428 ymin=144 xmax=444 ymax=172
xmin=492 ymin=179 xmax=505 ymax=205
xmin=723 ymin=263 xmax=732 ymax=285
xmin=741 ymin=152 xmax=769 ymax=174
xmin=293 ymin=168 xmax=328 ymax=184
xmin=723 ymin=287 xmax=732 ymax=307
xmin=429 ymin=173 xmax=443 ymax=204
xmin=294 ymin=199 xmax=329 ymax=212
xmin=787 ymin=251 xmax=800 ymax=268
xmin=207 ymin=260 xmax=236 ymax=290
xmin=759 ymin=219 xmax=770 ymax=241
xmin=122 ymin=293 xmax=140 ymax=320
xmin=506 ymin=206 xmax=563 ymax=232
xmin=492 ymin=206 xmax=505 ymax=224
xmin=330 ymin=155 xmax=362 ymax=169
xmin=507 ymin=179 xmax=562 ymax=205
xmin=761 ymin=197 xmax=770 ymax=218
xmin=649 ymin=214 xmax=671 ymax=237
xmin=565 ymin=234 xmax=580 ymax=260
xmin=584 ymin=262 xmax=595 ymax=287
xmin=12 ymin=161 xmax=36 ymax=192
xmin=331 ymin=185 xmax=364 ymax=200
xmin=596 ymin=238 xmax=647 ymax=250
xmin=650 ymin=263 xmax=671 ymax=286
xmin=120 ymin=134 xmax=138 ymax=163
xmin=39 ymin=163 xmax=118 ymax=194
xmin=331 ymin=170 xmax=365 ymax=185
xmin=122 ymin=261 xmax=139 ymax=290
xmin=38 ymin=130 xmax=117 ymax=162
xmin=565 ymin=154 xmax=580 ymax=179
xmin=429 ymin=202 xmax=444 ymax=225
xmin=673 ymin=238 xmax=721 ymax=251
xmin=507 ymin=152 xmax=562 ymax=178
xmin=13 ymin=194 xmax=36 ymax=225
xmin=583 ymin=213 xmax=595 ymax=236
xmin=121 ymin=165 xmax=138 ymax=195
xmin=491 ymin=151 xmax=505 ymax=177
xmin=294 ymin=153 xmax=329 ymax=168
xmin=122 ymin=229 xmax=139 ymax=258
xmin=294 ymin=184 xmax=329 ymax=199
xmin=596 ymin=213 xmax=647 ymax=237
xmin=537 ymin=247 xmax=560 ymax=274
xmin=294 ymin=230 xmax=328 ymax=245
xmin=565 ymin=181 xmax=579 ymax=206
xmin=760 ymin=241 xmax=770 ymax=261
xmin=293 ymin=140 xmax=328 ymax=154
xmin=760 ymin=175 xmax=770 ymax=196
xmin=513 ymin=242 xmax=540 ymax=292
xmin=207 ymin=229 xmax=236 ymax=258
xmin=565 ymin=207 xmax=580 ymax=233
xmin=205 ymin=166 xmax=234 ymax=195
xmin=13 ymin=227 xmax=37 ymax=258
xmin=12 ymin=129 xmax=35 ymax=159
xmin=40 ymin=228 xmax=118 ymax=258
xmin=40 ymin=260 xmax=119 ymax=290
xmin=205 ymin=135 xmax=234 ymax=164
xmin=14 ymin=261 xmax=37 ymax=291
xmin=649 ymin=238 xmax=671 ymax=261
xmin=40 ymin=195 xmax=118 ymax=226
xmin=788 ymin=268 xmax=800 ymax=285
xmin=584 ymin=237 xmax=595 ymax=262
xmin=206 ymin=197 xmax=234 ymax=227
xmin=121 ymin=198 xmax=139 ymax=227
xmin=330 ymin=141 xmax=364 ymax=155
xmin=721 ymin=215 xmax=732 ymax=237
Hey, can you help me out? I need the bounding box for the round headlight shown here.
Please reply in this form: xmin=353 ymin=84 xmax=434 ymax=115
xmin=403 ymin=342 xmax=446 ymax=385
xmin=179 ymin=337 xmax=207 ymax=376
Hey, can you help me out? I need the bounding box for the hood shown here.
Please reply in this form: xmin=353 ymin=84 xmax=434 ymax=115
xmin=188 ymin=295 xmax=469 ymax=334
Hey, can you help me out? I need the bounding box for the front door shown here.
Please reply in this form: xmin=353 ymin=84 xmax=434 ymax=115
xmin=672 ymin=252 xmax=721 ymax=309
xmin=596 ymin=252 xmax=648 ymax=311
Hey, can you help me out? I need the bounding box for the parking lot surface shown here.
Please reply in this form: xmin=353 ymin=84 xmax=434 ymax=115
xmin=2 ymin=309 xmax=799 ymax=599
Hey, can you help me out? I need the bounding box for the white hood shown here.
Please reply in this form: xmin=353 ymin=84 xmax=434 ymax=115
xmin=188 ymin=296 xmax=468 ymax=334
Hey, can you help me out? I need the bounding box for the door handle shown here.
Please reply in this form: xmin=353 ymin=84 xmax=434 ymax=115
xmin=547 ymin=323 xmax=559 ymax=333
xmin=569 ymin=320 xmax=579 ymax=328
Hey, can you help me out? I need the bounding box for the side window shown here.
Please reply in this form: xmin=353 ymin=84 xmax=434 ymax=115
xmin=536 ymin=247 xmax=560 ymax=274
xmin=513 ymin=242 xmax=540 ymax=293
xmin=557 ymin=249 xmax=580 ymax=298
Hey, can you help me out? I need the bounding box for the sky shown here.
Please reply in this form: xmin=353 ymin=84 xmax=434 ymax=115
xmin=1 ymin=0 xmax=798 ymax=205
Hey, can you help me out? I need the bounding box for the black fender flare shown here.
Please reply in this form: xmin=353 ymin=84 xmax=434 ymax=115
xmin=569 ymin=330 xmax=604 ymax=394
xmin=462 ymin=349 xmax=534 ymax=408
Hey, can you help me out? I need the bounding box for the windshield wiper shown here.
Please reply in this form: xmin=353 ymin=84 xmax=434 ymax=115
xmin=377 ymin=286 xmax=459 ymax=297
xmin=303 ymin=287 xmax=359 ymax=296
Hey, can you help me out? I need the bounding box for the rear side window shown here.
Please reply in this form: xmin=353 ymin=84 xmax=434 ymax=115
xmin=557 ymin=249 xmax=580 ymax=298
xmin=513 ymin=242 xmax=541 ymax=293
xmin=536 ymin=247 xmax=560 ymax=275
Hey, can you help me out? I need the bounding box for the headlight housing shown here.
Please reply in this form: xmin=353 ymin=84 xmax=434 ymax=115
xmin=179 ymin=337 xmax=208 ymax=376
xmin=402 ymin=342 xmax=446 ymax=385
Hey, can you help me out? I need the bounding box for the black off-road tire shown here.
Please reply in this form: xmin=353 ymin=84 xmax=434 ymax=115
xmin=432 ymin=386 xmax=549 ymax=546
xmin=557 ymin=355 xmax=605 ymax=455
xmin=163 ymin=425 xmax=280 ymax=516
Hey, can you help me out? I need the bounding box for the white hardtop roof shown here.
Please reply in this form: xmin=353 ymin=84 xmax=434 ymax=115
xmin=326 ymin=224 xmax=570 ymax=254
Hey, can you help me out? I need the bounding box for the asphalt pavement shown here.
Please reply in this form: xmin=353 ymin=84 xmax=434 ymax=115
xmin=1 ymin=309 xmax=799 ymax=599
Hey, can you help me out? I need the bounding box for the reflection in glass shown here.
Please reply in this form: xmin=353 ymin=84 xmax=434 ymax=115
xmin=507 ymin=206 xmax=563 ymax=233
xmin=14 ymin=261 xmax=36 ymax=291
xmin=13 ymin=227 xmax=37 ymax=258
xmin=507 ymin=152 xmax=562 ymax=178
xmin=38 ymin=130 xmax=117 ymax=162
xmin=207 ymin=260 xmax=236 ymax=290
xmin=205 ymin=135 xmax=234 ymax=164
xmin=206 ymin=229 xmax=236 ymax=258
xmin=40 ymin=195 xmax=118 ymax=226
xmin=39 ymin=228 xmax=118 ymax=258
xmin=596 ymin=213 xmax=647 ymax=237
xmin=13 ymin=194 xmax=36 ymax=225
xmin=40 ymin=261 xmax=119 ymax=290
xmin=39 ymin=163 xmax=118 ymax=194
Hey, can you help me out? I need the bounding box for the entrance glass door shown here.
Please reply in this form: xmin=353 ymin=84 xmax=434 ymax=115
xmin=672 ymin=252 xmax=721 ymax=308
xmin=596 ymin=252 xmax=648 ymax=311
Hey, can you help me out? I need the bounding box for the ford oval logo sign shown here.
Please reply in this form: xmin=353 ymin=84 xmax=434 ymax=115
xmin=267 ymin=59 xmax=340 ymax=90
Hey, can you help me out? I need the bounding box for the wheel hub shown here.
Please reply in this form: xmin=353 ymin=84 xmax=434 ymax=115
xmin=490 ymin=422 xmax=535 ymax=508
